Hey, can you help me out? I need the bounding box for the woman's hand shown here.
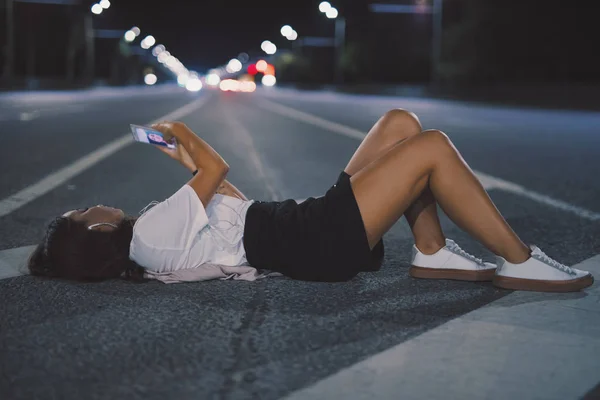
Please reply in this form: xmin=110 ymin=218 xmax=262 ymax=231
xmin=151 ymin=121 xmax=183 ymax=142
xmin=151 ymin=122 xmax=197 ymax=172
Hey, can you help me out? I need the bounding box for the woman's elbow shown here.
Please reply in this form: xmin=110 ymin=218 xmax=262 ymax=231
xmin=220 ymin=161 xmax=230 ymax=175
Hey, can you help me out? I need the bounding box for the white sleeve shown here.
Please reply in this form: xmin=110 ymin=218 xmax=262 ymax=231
xmin=129 ymin=185 xmax=209 ymax=271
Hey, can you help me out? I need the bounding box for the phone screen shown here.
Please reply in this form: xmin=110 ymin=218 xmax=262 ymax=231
xmin=130 ymin=124 xmax=176 ymax=149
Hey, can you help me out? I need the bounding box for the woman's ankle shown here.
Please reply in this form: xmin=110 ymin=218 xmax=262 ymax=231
xmin=415 ymin=239 xmax=446 ymax=255
xmin=502 ymin=244 xmax=531 ymax=264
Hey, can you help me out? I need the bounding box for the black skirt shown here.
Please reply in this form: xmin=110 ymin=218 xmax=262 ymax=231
xmin=243 ymin=171 xmax=384 ymax=282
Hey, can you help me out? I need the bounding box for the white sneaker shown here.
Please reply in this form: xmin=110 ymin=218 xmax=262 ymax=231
xmin=493 ymin=245 xmax=594 ymax=292
xmin=409 ymin=239 xmax=496 ymax=281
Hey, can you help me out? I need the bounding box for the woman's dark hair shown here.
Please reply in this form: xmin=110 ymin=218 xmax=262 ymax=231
xmin=28 ymin=216 xmax=146 ymax=282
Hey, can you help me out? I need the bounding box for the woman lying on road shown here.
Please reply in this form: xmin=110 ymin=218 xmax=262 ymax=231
xmin=29 ymin=110 xmax=594 ymax=292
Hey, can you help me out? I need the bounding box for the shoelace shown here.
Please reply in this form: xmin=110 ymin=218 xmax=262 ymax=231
xmin=445 ymin=240 xmax=485 ymax=266
xmin=531 ymin=247 xmax=575 ymax=275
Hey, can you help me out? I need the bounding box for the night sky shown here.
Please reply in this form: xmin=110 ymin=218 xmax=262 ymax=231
xmin=97 ymin=0 xmax=353 ymax=71
xmin=3 ymin=0 xmax=598 ymax=82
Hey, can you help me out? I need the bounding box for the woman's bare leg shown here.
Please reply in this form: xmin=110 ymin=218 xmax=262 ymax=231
xmin=351 ymin=129 xmax=530 ymax=264
xmin=345 ymin=110 xmax=446 ymax=254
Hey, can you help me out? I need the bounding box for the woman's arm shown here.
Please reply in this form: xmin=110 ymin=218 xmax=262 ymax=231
xmin=216 ymin=180 xmax=248 ymax=201
xmin=156 ymin=139 xmax=248 ymax=201
xmin=153 ymin=122 xmax=229 ymax=207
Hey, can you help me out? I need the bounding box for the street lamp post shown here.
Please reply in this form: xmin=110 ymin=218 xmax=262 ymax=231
xmin=84 ymin=13 xmax=95 ymax=83
xmin=333 ymin=17 xmax=345 ymax=85
xmin=431 ymin=0 xmax=443 ymax=85
xmin=319 ymin=2 xmax=345 ymax=85
xmin=3 ymin=0 xmax=15 ymax=82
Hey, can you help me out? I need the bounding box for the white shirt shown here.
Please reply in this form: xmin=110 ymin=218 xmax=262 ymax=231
xmin=129 ymin=185 xmax=254 ymax=273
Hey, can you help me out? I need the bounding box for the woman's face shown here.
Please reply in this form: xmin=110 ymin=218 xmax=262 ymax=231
xmin=62 ymin=205 xmax=125 ymax=230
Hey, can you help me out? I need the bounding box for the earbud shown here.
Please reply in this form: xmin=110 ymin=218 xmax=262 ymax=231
xmin=88 ymin=222 xmax=118 ymax=230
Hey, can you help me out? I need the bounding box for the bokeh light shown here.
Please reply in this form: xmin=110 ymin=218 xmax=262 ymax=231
xmin=261 ymin=40 xmax=277 ymax=55
xmin=319 ymin=1 xmax=331 ymax=13
xmin=157 ymin=51 xmax=170 ymax=63
xmin=256 ymin=60 xmax=268 ymax=72
xmin=186 ymin=78 xmax=202 ymax=92
xmin=141 ymin=35 xmax=155 ymax=49
xmin=177 ymin=75 xmax=187 ymax=86
xmin=261 ymin=75 xmax=276 ymax=87
xmin=281 ymin=25 xmax=293 ymax=37
xmin=239 ymin=81 xmax=257 ymax=93
xmin=206 ymin=73 xmax=221 ymax=86
xmin=91 ymin=4 xmax=103 ymax=14
xmin=226 ymin=58 xmax=242 ymax=73
xmin=219 ymin=79 xmax=240 ymax=92
xmin=124 ymin=30 xmax=135 ymax=42
xmin=264 ymin=64 xmax=275 ymax=76
xmin=326 ymin=7 xmax=338 ymax=19
xmin=144 ymin=74 xmax=157 ymax=85
xmin=152 ymin=44 xmax=166 ymax=57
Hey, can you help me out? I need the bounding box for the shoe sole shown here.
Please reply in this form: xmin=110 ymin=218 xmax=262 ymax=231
xmin=492 ymin=274 xmax=594 ymax=292
xmin=409 ymin=266 xmax=496 ymax=282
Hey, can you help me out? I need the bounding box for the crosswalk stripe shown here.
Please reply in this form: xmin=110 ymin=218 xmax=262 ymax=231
xmin=282 ymin=254 xmax=600 ymax=400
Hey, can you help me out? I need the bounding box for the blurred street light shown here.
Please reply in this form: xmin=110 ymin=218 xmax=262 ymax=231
xmin=152 ymin=44 xmax=166 ymax=56
xmin=124 ymin=30 xmax=136 ymax=42
xmin=144 ymin=73 xmax=157 ymax=85
xmin=91 ymin=3 xmax=103 ymax=14
xmin=261 ymin=75 xmax=276 ymax=87
xmin=281 ymin=25 xmax=293 ymax=37
xmin=281 ymin=24 xmax=298 ymax=41
xmin=131 ymin=26 xmax=141 ymax=36
xmin=256 ymin=60 xmax=268 ymax=72
xmin=99 ymin=0 xmax=110 ymax=9
xmin=326 ymin=7 xmax=338 ymax=19
xmin=157 ymin=51 xmax=170 ymax=63
xmin=319 ymin=1 xmax=331 ymax=13
xmin=165 ymin=55 xmax=177 ymax=67
xmin=226 ymin=58 xmax=243 ymax=73
xmin=177 ymin=73 xmax=189 ymax=86
xmin=287 ymin=30 xmax=298 ymax=40
xmin=206 ymin=73 xmax=221 ymax=86
xmin=141 ymin=35 xmax=155 ymax=49
xmin=185 ymin=77 xmax=202 ymax=92
xmin=261 ymin=40 xmax=277 ymax=55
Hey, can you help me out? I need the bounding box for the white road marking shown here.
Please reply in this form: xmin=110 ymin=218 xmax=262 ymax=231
xmin=0 ymin=245 xmax=36 ymax=279
xmin=255 ymin=99 xmax=366 ymax=140
xmin=283 ymin=254 xmax=600 ymax=400
xmin=220 ymin=103 xmax=281 ymax=201
xmin=476 ymin=171 xmax=600 ymax=221
xmin=19 ymin=110 xmax=41 ymax=121
xmin=256 ymin=98 xmax=600 ymax=222
xmin=0 ymin=95 xmax=211 ymax=218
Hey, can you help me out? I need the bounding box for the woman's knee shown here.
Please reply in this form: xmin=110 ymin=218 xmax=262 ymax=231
xmin=380 ymin=109 xmax=423 ymax=136
xmin=421 ymin=129 xmax=450 ymax=142
xmin=420 ymin=129 xmax=455 ymax=152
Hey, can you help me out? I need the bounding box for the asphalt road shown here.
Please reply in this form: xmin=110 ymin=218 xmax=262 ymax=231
xmin=0 ymin=85 xmax=598 ymax=400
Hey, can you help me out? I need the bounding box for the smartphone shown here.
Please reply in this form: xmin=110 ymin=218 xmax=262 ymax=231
xmin=130 ymin=124 xmax=176 ymax=149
